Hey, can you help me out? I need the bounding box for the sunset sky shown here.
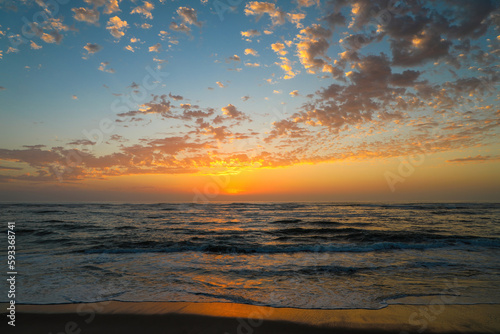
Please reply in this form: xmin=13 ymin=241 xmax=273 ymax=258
xmin=0 ymin=0 xmax=499 ymax=202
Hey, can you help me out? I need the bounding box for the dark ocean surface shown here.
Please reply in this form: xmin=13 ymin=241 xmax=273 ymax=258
xmin=2 ymin=202 xmax=499 ymax=309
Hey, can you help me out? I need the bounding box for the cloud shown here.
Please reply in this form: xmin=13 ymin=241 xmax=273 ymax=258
xmin=169 ymin=93 xmax=183 ymax=101
xmin=30 ymin=41 xmax=42 ymax=50
xmin=124 ymin=45 xmax=135 ymax=52
xmin=322 ymin=11 xmax=346 ymax=29
xmin=245 ymin=62 xmax=260 ymax=67
xmin=294 ymin=24 xmax=340 ymax=77
xmin=140 ymin=23 xmax=152 ymax=29
xmin=391 ymin=31 xmax=452 ymax=67
xmin=1 ymin=0 xmax=499 ymax=183
xmin=153 ymin=57 xmax=168 ymax=67
xmin=72 ymin=7 xmax=100 ymax=24
xmin=118 ymin=96 xmax=172 ymax=118
xmin=67 ymin=139 xmax=95 ymax=146
xmin=0 ymin=165 xmax=22 ymax=171
xmin=446 ymin=155 xmax=498 ymax=163
xmin=41 ymin=32 xmax=61 ymax=44
xmin=275 ymin=57 xmax=298 ymax=79
xmin=83 ymin=0 xmax=120 ymax=14
xmin=170 ymin=22 xmax=190 ymax=34
xmin=177 ymin=7 xmax=202 ymax=27
xmin=0 ymin=136 xmax=210 ymax=181
xmin=297 ymin=0 xmax=319 ymax=7
xmin=241 ymin=29 xmax=260 ymax=37
xmin=216 ymin=81 xmax=225 ymax=88
xmin=287 ymin=13 xmax=305 ymax=28
xmin=271 ymin=42 xmax=287 ymax=55
xmin=98 ymin=61 xmax=115 ymax=73
xmin=227 ymin=54 xmax=241 ymax=62
xmin=221 ymin=104 xmax=250 ymax=122
xmin=245 ymin=1 xmax=286 ymax=26
xmin=83 ymin=43 xmax=102 ymax=54
xmin=244 ymin=48 xmax=258 ymax=56
xmin=26 ymin=18 xmax=71 ymax=45
xmin=106 ymin=16 xmax=128 ymax=39
xmin=72 ymin=95 xmax=78 ymax=100
xmin=7 ymin=47 xmax=19 ymax=53
xmin=389 ymin=70 xmax=421 ymax=87
xmin=265 ymin=119 xmax=306 ymax=143
xmin=130 ymin=1 xmax=154 ymax=19
xmin=103 ymin=0 xmax=120 ymax=14
xmin=148 ymin=43 xmax=162 ymax=53
xmin=0 ymin=86 xmax=6 ymax=91
xmin=117 ymin=96 xmax=215 ymax=122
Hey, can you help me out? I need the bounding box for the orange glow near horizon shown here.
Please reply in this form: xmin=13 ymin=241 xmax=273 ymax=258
xmin=42 ymin=152 xmax=495 ymax=203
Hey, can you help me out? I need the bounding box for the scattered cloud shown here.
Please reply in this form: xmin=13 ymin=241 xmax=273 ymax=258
xmin=30 ymin=41 xmax=42 ymax=50
xmin=131 ymin=1 xmax=154 ymax=20
xmin=98 ymin=61 xmax=115 ymax=73
xmin=446 ymin=155 xmax=498 ymax=163
xmin=297 ymin=0 xmax=319 ymax=7
xmin=244 ymin=1 xmax=286 ymax=26
xmin=83 ymin=43 xmax=102 ymax=54
xmin=169 ymin=93 xmax=183 ymax=101
xmin=1 ymin=0 xmax=499 ymax=184
xmin=170 ymin=22 xmax=190 ymax=34
xmin=275 ymin=57 xmax=298 ymax=79
xmin=228 ymin=54 xmax=241 ymax=62
xmin=244 ymin=48 xmax=258 ymax=56
xmin=72 ymin=7 xmax=100 ymax=24
xmin=271 ymin=42 xmax=287 ymax=55
xmin=287 ymin=13 xmax=305 ymax=28
xmin=106 ymin=16 xmax=128 ymax=39
xmin=103 ymin=0 xmax=120 ymax=14
xmin=241 ymin=29 xmax=260 ymax=37
xmin=148 ymin=43 xmax=162 ymax=53
xmin=221 ymin=104 xmax=250 ymax=122
xmin=177 ymin=7 xmax=203 ymax=27
xmin=296 ymin=24 xmax=332 ymax=74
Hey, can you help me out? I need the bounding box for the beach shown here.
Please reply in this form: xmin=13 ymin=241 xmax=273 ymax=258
xmin=2 ymin=203 xmax=500 ymax=333
xmin=3 ymin=301 xmax=500 ymax=333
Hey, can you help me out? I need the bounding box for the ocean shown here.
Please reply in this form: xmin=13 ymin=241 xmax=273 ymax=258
xmin=2 ymin=202 xmax=500 ymax=309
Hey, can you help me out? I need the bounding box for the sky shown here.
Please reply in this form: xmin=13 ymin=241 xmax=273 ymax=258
xmin=0 ymin=0 xmax=499 ymax=203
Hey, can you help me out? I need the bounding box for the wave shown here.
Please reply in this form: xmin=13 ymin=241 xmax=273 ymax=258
xmin=77 ymin=238 xmax=500 ymax=255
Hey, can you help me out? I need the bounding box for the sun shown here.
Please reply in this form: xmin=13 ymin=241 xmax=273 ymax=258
xmin=225 ymin=188 xmax=244 ymax=195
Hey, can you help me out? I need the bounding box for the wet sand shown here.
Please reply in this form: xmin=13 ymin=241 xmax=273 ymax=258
xmin=2 ymin=301 xmax=499 ymax=333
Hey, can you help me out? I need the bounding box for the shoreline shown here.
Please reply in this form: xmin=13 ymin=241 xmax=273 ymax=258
xmin=2 ymin=301 xmax=499 ymax=333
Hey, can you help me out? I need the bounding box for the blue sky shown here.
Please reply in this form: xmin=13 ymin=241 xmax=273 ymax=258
xmin=0 ymin=0 xmax=499 ymax=202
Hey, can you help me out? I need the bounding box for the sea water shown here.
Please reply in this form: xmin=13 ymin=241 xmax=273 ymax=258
xmin=2 ymin=202 xmax=499 ymax=309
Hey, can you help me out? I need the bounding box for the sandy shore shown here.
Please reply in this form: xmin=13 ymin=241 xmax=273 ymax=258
xmin=2 ymin=301 xmax=499 ymax=333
